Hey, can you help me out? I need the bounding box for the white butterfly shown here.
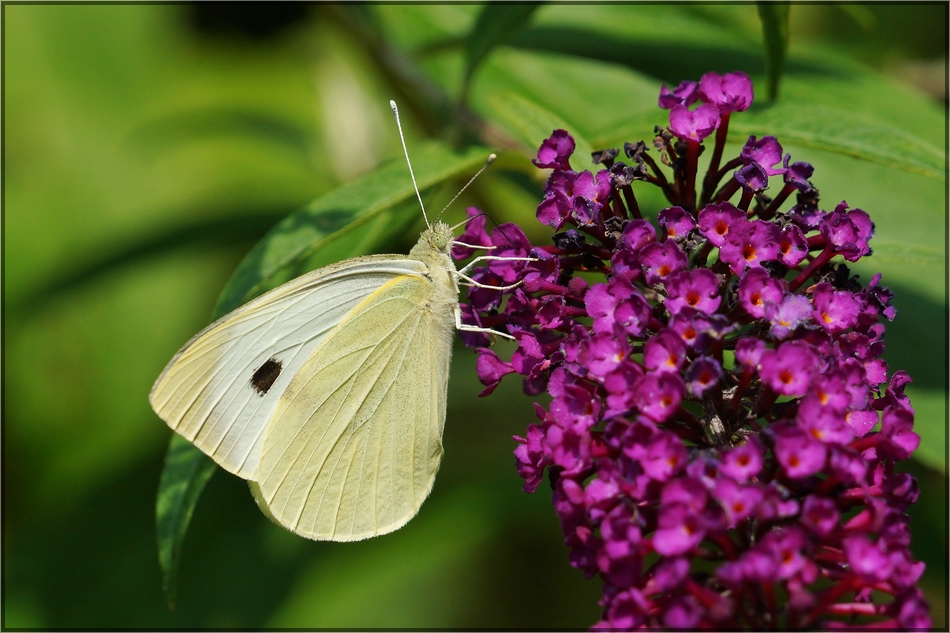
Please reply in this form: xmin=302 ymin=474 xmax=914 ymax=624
xmin=150 ymin=102 xmax=527 ymax=541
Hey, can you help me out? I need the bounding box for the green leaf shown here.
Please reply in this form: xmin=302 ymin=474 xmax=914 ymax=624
xmin=756 ymin=3 xmax=789 ymax=101
xmin=486 ymin=91 xmax=594 ymax=167
xmin=154 ymin=139 xmax=492 ymax=607
xmin=156 ymin=434 xmax=217 ymax=608
xmin=865 ymin=241 xmax=944 ymax=267
xmin=593 ymin=102 xmax=945 ymax=182
xmin=461 ymin=4 xmax=541 ymax=103
xmin=215 ymin=141 xmax=493 ymax=313
xmin=505 ymin=21 xmax=765 ymax=88
xmin=732 ymin=103 xmax=945 ymax=180
xmin=907 ymin=390 xmax=946 ymax=471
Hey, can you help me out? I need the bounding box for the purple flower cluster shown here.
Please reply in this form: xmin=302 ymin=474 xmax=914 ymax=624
xmin=457 ymin=71 xmax=930 ymax=629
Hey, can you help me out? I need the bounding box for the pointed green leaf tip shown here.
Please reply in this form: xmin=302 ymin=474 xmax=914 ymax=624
xmin=757 ymin=3 xmax=790 ymax=102
xmin=156 ymin=434 xmax=216 ymax=608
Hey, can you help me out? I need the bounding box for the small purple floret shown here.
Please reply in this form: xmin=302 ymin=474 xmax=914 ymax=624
xmin=697 ymin=201 xmax=745 ymax=247
xmin=741 ymin=135 xmax=787 ymax=176
xmin=663 ymin=268 xmax=722 ymax=315
xmin=698 ymin=70 xmax=754 ymax=113
xmin=533 ymin=129 xmax=575 ymax=170
xmin=668 ymin=103 xmax=720 ymax=142
xmin=738 ymin=267 xmax=785 ymax=319
xmin=658 ymin=80 xmax=699 ymax=109
xmin=657 ymin=205 xmax=697 ymax=239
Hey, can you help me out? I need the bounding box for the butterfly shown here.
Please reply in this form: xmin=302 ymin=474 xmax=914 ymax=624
xmin=150 ymin=102 xmax=527 ymax=541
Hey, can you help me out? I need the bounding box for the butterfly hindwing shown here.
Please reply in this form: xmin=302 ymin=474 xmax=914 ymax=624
xmin=256 ymin=270 xmax=456 ymax=541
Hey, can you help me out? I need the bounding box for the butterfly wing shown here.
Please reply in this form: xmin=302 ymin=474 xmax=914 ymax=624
xmin=149 ymin=256 xmax=429 ymax=479
xmin=255 ymin=270 xmax=456 ymax=541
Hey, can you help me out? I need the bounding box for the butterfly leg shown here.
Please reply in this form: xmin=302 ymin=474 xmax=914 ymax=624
xmin=455 ymin=255 xmax=536 ymax=278
xmin=454 ymin=305 xmax=516 ymax=340
xmin=454 ymin=271 xmax=524 ymax=291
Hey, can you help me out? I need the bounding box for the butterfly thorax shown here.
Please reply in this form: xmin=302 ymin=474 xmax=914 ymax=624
xmin=408 ymin=221 xmax=459 ymax=318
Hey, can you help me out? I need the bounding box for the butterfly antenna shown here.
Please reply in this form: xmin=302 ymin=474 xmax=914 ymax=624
xmin=436 ymin=153 xmax=496 ymax=223
xmin=449 ymin=210 xmax=489 ymax=233
xmin=461 ymin=212 xmax=521 ymax=250
xmin=390 ymin=100 xmax=429 ymax=227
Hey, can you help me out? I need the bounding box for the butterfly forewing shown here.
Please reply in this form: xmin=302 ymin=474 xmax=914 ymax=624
xmin=149 ymin=256 xmax=429 ymax=479
xmin=256 ymin=269 xmax=456 ymax=541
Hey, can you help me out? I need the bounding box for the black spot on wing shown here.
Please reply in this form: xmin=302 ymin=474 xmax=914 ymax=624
xmin=250 ymin=358 xmax=283 ymax=395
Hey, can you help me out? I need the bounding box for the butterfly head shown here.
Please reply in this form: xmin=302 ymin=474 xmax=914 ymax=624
xmin=423 ymin=221 xmax=455 ymax=254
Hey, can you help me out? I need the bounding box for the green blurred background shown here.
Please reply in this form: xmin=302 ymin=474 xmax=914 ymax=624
xmin=5 ymin=4 xmax=946 ymax=628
